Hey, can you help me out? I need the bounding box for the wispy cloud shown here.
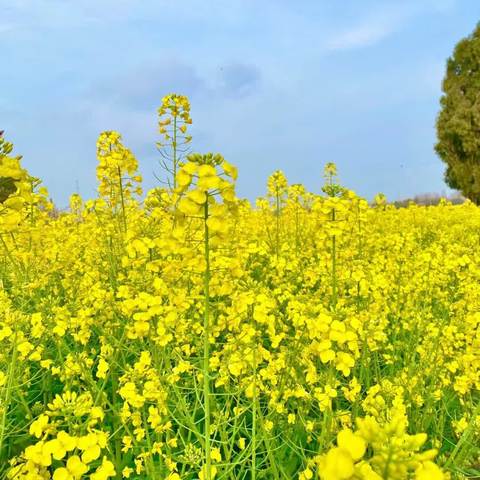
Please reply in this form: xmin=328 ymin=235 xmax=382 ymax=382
xmin=323 ymin=0 xmax=459 ymax=52
xmin=325 ymin=21 xmax=397 ymax=51
xmin=324 ymin=6 xmax=412 ymax=51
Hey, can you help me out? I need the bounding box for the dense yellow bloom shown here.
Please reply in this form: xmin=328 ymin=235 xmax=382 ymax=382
xmin=52 ymin=456 xmax=88 ymax=480
xmin=45 ymin=431 xmax=77 ymax=459
xmin=90 ymin=457 xmax=116 ymax=480
xmin=415 ymin=461 xmax=444 ymax=480
xmin=318 ymin=447 xmax=355 ymax=480
xmin=336 ymin=429 xmax=366 ymax=461
xmin=29 ymin=414 xmax=49 ymax=439
xmin=0 ymin=131 xmax=38 ymax=231
xmin=1 ymin=105 xmax=477 ymax=479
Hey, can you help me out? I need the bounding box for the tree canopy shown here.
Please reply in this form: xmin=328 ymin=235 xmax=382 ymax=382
xmin=436 ymin=22 xmax=480 ymax=203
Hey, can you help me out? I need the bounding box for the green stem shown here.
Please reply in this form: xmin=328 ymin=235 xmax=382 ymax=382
xmin=295 ymin=204 xmax=300 ymax=257
xmin=0 ymin=332 xmax=17 ymax=462
xmin=117 ymin=166 xmax=127 ymax=233
xmin=252 ymin=344 xmax=257 ymax=480
xmin=331 ymin=207 xmax=337 ymax=310
xmin=444 ymin=400 xmax=480 ymax=469
xmin=203 ymin=197 xmax=212 ymax=480
xmin=276 ymin=190 xmax=280 ymax=258
xmin=173 ymin=115 xmax=178 ymax=189
xmin=0 ymin=233 xmax=22 ymax=281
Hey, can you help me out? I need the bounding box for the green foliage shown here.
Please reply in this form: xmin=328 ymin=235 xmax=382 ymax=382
xmin=436 ymin=22 xmax=480 ymax=203
xmin=0 ymin=131 xmax=22 ymax=204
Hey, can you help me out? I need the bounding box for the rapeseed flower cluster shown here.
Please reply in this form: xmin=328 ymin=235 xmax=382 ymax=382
xmin=0 ymin=98 xmax=478 ymax=479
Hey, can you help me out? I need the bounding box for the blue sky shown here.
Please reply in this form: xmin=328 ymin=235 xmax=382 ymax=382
xmin=1 ymin=0 xmax=479 ymax=205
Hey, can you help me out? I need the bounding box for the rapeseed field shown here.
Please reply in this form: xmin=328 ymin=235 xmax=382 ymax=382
xmin=0 ymin=96 xmax=479 ymax=479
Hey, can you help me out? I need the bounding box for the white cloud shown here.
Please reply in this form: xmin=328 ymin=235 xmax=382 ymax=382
xmin=325 ymin=22 xmax=395 ymax=51
xmin=324 ymin=6 xmax=412 ymax=51
xmin=323 ymin=0 xmax=457 ymax=52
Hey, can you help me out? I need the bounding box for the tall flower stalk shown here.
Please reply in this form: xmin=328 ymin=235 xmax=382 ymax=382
xmin=174 ymin=152 xmax=238 ymax=480
xmin=157 ymin=94 xmax=193 ymax=190
xmin=96 ymin=131 xmax=142 ymax=234
xmin=267 ymin=170 xmax=287 ymax=258
xmin=322 ymin=162 xmax=343 ymax=310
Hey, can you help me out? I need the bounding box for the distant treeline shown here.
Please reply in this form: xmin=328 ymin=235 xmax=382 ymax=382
xmin=391 ymin=192 xmax=465 ymax=208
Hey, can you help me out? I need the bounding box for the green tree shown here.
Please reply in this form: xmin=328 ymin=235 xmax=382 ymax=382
xmin=435 ymin=22 xmax=480 ymax=203
xmin=0 ymin=131 xmax=20 ymax=204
